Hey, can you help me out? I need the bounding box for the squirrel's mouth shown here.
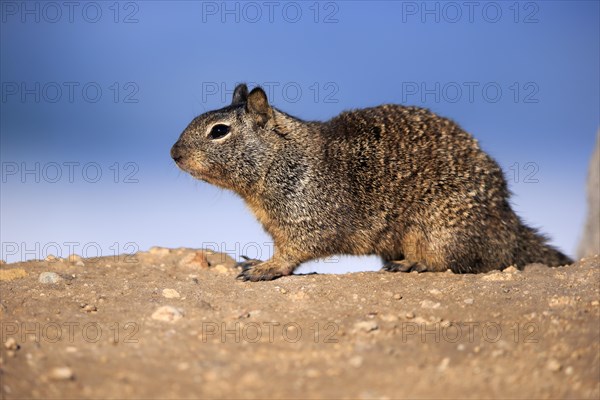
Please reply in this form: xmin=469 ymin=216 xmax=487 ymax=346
xmin=171 ymin=147 xmax=229 ymax=187
xmin=171 ymin=149 xmax=205 ymax=177
xmin=171 ymin=143 xmax=204 ymax=175
xmin=178 ymin=162 xmax=208 ymax=180
xmin=173 ymin=157 xmax=194 ymax=174
xmin=184 ymin=165 xmax=221 ymax=184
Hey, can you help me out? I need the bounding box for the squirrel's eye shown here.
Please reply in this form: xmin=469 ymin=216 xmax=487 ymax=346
xmin=208 ymin=124 xmax=230 ymax=140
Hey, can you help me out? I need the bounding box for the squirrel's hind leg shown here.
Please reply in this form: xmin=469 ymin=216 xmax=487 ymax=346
xmin=380 ymin=229 xmax=449 ymax=273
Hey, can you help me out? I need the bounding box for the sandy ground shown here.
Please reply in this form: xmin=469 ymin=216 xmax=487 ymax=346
xmin=0 ymin=248 xmax=598 ymax=399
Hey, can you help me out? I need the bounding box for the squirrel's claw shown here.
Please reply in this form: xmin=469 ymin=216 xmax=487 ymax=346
xmin=236 ymin=256 xmax=262 ymax=270
xmin=382 ymin=260 xmax=429 ymax=273
xmin=236 ymin=257 xmax=286 ymax=282
xmin=236 ymin=256 xmax=264 ymax=281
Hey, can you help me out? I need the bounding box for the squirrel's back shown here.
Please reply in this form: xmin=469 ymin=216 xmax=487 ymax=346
xmin=316 ymin=104 xmax=572 ymax=271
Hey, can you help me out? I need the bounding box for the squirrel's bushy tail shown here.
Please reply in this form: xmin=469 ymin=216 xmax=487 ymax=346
xmin=515 ymin=223 xmax=573 ymax=267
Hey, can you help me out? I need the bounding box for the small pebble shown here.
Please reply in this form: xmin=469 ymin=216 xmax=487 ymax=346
xmin=464 ymin=298 xmax=474 ymax=305
xmin=503 ymin=265 xmax=520 ymax=273
xmin=214 ymin=264 xmax=230 ymax=274
xmin=4 ymin=338 xmax=19 ymax=351
xmin=420 ymin=300 xmax=441 ymax=309
xmin=393 ymin=293 xmax=402 ymax=300
xmin=547 ymin=359 xmax=562 ymax=372
xmin=349 ymin=356 xmax=364 ymax=368
xmin=306 ymin=369 xmax=320 ymax=378
xmin=39 ymin=272 xmax=62 ymax=284
xmin=177 ymin=362 xmax=190 ymax=371
xmin=491 ymin=349 xmax=505 ymax=358
xmin=405 ymin=312 xmax=416 ymax=319
xmin=380 ymin=314 xmax=398 ymax=322
xmin=247 ymin=310 xmax=262 ymax=317
xmin=565 ymin=366 xmax=574 ymax=375
xmin=68 ymin=254 xmax=82 ymax=263
xmin=149 ymin=247 xmax=171 ymax=257
xmin=151 ymin=306 xmax=184 ymax=322
xmin=429 ymin=289 xmax=441 ymax=296
xmin=162 ymin=289 xmax=180 ymax=299
xmin=457 ymin=344 xmax=466 ymax=351
xmin=178 ymin=251 xmax=209 ymax=269
xmin=438 ymin=357 xmax=450 ymax=372
xmin=75 ymin=261 xmax=85 ymax=267
xmin=353 ymin=320 xmax=378 ymax=333
xmin=591 ymin=300 xmax=599 ymax=306
xmin=81 ymin=304 xmax=97 ymax=313
xmin=482 ymin=272 xmax=514 ymax=281
xmin=49 ymin=367 xmax=74 ymax=381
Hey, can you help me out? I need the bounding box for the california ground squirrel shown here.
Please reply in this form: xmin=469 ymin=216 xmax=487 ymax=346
xmin=171 ymin=84 xmax=572 ymax=281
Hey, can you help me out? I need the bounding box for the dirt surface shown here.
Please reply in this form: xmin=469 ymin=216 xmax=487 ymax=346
xmin=0 ymin=248 xmax=599 ymax=399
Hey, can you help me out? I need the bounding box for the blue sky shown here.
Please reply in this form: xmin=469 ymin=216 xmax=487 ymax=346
xmin=1 ymin=1 xmax=598 ymax=272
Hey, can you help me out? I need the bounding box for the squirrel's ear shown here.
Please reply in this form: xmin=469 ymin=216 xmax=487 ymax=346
xmin=231 ymin=83 xmax=248 ymax=105
xmin=246 ymin=87 xmax=272 ymax=124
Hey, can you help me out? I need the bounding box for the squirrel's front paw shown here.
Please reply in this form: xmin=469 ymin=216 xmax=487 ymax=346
xmin=236 ymin=257 xmax=288 ymax=282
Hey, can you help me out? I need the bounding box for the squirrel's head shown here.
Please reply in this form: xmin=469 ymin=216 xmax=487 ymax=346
xmin=171 ymin=83 xmax=293 ymax=194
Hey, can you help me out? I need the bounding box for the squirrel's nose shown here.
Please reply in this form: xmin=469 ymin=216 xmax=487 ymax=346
xmin=171 ymin=144 xmax=184 ymax=163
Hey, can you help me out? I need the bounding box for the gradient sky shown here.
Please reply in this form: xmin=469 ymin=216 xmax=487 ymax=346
xmin=1 ymin=1 xmax=599 ymax=273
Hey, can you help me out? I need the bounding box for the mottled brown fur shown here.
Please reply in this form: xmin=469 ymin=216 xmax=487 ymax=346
xmin=171 ymin=84 xmax=572 ymax=281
